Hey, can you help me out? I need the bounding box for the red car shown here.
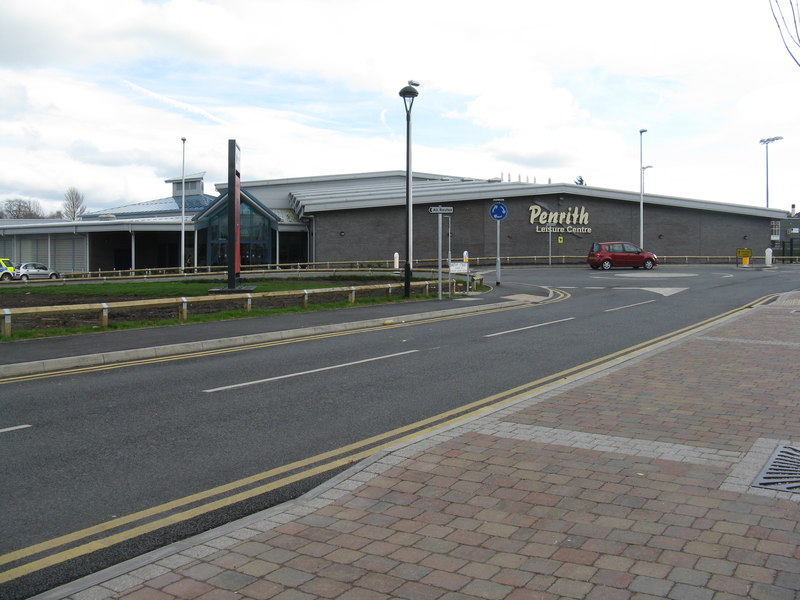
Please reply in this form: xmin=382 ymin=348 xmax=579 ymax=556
xmin=587 ymin=242 xmax=658 ymax=270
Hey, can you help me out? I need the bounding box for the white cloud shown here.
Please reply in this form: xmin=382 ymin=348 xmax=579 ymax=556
xmin=0 ymin=0 xmax=798 ymax=215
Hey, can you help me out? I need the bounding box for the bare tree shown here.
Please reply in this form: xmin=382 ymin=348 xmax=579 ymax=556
xmin=3 ymin=199 xmax=45 ymax=219
xmin=63 ymin=187 xmax=87 ymax=220
xmin=770 ymin=0 xmax=800 ymax=67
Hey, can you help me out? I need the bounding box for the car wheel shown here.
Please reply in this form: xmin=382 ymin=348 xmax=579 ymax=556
xmin=0 ymin=273 xmax=10 ymax=281
xmin=49 ymin=273 xmax=58 ymax=279
xmin=601 ymin=260 xmax=612 ymax=270
xmin=643 ymin=259 xmax=654 ymax=270
xmin=21 ymin=274 xmax=29 ymax=281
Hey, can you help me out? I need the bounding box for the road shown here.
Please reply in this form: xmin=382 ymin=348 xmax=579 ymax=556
xmin=1 ymin=264 xmax=798 ymax=598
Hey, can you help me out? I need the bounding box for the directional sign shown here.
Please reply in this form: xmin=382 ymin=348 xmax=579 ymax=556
xmin=489 ymin=202 xmax=507 ymax=221
xmin=429 ymin=206 xmax=454 ymax=214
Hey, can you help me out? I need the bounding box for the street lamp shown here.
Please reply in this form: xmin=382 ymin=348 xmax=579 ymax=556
xmin=639 ymin=129 xmax=647 ymax=247
xmin=399 ymin=80 xmax=420 ymax=297
xmin=180 ymin=137 xmax=186 ymax=271
xmin=759 ymin=136 xmax=783 ymax=208
xmin=641 ymin=165 xmax=653 ymax=246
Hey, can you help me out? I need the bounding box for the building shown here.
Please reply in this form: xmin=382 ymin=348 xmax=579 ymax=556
xmin=0 ymin=171 xmax=790 ymax=273
xmin=772 ymin=205 xmax=800 ymax=260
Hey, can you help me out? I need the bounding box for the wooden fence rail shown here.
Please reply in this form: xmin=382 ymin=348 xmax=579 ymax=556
xmin=0 ymin=280 xmax=462 ymax=337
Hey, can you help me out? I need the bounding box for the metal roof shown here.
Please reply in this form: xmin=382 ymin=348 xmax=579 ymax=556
xmin=83 ymin=194 xmax=216 ymax=219
xmin=289 ymin=178 xmax=788 ymax=220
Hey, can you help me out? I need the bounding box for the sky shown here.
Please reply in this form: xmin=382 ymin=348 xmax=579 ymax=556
xmin=1 ymin=0 xmax=799 ymax=216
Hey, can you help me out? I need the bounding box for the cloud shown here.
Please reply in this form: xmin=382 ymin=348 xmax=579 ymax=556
xmin=123 ymin=80 xmax=228 ymax=124
xmin=0 ymin=0 xmax=798 ymax=214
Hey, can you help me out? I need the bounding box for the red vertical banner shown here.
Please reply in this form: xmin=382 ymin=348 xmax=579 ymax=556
xmin=233 ymin=173 xmax=241 ymax=274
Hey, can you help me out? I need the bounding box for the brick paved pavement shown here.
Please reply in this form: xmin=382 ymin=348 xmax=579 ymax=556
xmin=49 ymin=292 xmax=800 ymax=600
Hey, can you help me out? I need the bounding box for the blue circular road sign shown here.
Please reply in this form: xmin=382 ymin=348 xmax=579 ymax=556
xmin=490 ymin=202 xmax=508 ymax=221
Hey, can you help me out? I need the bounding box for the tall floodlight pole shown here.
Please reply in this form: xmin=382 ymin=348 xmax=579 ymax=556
xmin=399 ymin=80 xmax=420 ymax=297
xmin=180 ymin=137 xmax=186 ymax=271
xmin=639 ymin=129 xmax=647 ymax=247
xmin=759 ymin=136 xmax=783 ymax=208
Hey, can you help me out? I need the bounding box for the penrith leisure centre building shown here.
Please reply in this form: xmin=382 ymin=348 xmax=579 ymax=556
xmin=0 ymin=171 xmax=790 ymax=274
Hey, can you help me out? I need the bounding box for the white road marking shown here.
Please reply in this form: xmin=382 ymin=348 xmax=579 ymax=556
xmin=604 ymin=299 xmax=657 ymax=312
xmin=614 ymin=272 xmax=699 ymax=278
xmin=204 ymin=350 xmax=420 ymax=393
xmin=484 ymin=317 xmax=575 ymax=338
xmin=0 ymin=424 xmax=32 ymax=434
xmin=614 ymin=287 xmax=687 ymax=296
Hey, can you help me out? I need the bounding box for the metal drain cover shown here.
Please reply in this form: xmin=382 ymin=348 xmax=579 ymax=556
xmin=752 ymin=445 xmax=800 ymax=493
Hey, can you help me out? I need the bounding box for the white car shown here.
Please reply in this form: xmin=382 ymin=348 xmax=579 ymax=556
xmin=15 ymin=262 xmax=61 ymax=280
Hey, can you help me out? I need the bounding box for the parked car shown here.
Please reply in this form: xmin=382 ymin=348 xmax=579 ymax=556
xmin=587 ymin=242 xmax=658 ymax=270
xmin=14 ymin=262 xmax=61 ymax=280
xmin=0 ymin=258 xmax=16 ymax=281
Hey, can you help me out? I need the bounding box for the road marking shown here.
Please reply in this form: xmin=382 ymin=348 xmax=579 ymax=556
xmin=604 ymin=299 xmax=657 ymax=312
xmin=0 ymin=293 xmax=779 ymax=585
xmin=484 ymin=317 xmax=575 ymax=338
xmin=614 ymin=287 xmax=687 ymax=296
xmin=204 ymin=350 xmax=419 ymax=393
xmin=0 ymin=424 xmax=32 ymax=434
xmin=614 ymin=272 xmax=699 ymax=278
xmin=0 ymin=291 xmax=570 ymax=385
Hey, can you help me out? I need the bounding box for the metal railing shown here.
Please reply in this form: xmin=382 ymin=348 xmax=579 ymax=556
xmin=2 ymin=253 xmax=794 ymax=286
xmin=1 ymin=279 xmax=487 ymax=337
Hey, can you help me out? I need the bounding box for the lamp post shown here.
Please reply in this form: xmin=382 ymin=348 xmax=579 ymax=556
xmin=641 ymin=165 xmax=652 ymax=247
xmin=759 ymin=136 xmax=783 ymax=208
xmin=180 ymin=137 xmax=186 ymax=271
xmin=639 ymin=129 xmax=647 ymax=248
xmin=399 ymin=80 xmax=419 ymax=297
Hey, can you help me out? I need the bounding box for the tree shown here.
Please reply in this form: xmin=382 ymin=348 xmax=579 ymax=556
xmin=770 ymin=0 xmax=800 ymax=67
xmin=63 ymin=187 xmax=87 ymax=220
xmin=3 ymin=199 xmax=45 ymax=218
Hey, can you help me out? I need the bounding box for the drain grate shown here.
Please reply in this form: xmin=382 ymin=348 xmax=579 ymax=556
xmin=752 ymin=445 xmax=800 ymax=493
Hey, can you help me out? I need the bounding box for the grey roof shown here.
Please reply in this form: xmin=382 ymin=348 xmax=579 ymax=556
xmin=226 ymin=170 xmax=471 ymax=190
xmin=164 ymin=172 xmax=206 ymax=183
xmin=83 ymin=194 xmax=216 ymax=219
xmin=289 ymin=178 xmax=788 ymax=220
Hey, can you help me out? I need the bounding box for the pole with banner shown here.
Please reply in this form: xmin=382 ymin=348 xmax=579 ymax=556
xmin=227 ymin=140 xmax=241 ymax=290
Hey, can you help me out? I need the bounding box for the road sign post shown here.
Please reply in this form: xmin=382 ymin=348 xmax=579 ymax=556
xmin=489 ymin=200 xmax=507 ymax=286
xmin=429 ymin=206 xmax=453 ymax=299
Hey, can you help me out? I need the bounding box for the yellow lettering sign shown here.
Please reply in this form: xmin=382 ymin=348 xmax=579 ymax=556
xmin=529 ymin=205 xmax=589 ymax=226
